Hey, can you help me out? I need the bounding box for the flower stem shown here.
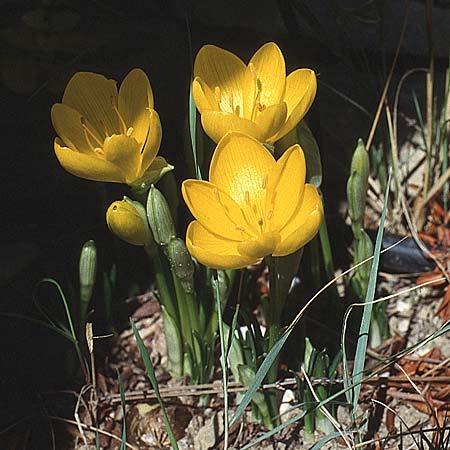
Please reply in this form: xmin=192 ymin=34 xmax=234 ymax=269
xmin=265 ymin=256 xmax=284 ymax=425
xmin=213 ymin=271 xmax=229 ymax=450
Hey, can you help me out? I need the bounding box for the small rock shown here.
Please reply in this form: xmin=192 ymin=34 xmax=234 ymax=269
xmin=194 ymin=410 xmax=224 ymax=450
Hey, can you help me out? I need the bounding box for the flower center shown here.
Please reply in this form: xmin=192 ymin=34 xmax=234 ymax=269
xmin=214 ymin=86 xmax=242 ymax=117
xmin=236 ymin=175 xmax=272 ymax=237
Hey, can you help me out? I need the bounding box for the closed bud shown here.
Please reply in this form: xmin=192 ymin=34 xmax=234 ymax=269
xmin=350 ymin=138 xmax=370 ymax=182
xmin=106 ymin=197 xmax=152 ymax=246
xmin=79 ymin=240 xmax=96 ymax=304
xmin=167 ymin=238 xmax=194 ymax=293
xmin=347 ymin=172 xmax=366 ymax=228
xmin=146 ymin=185 xmax=176 ymax=246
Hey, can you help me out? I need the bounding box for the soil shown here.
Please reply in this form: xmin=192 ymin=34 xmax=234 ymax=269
xmin=64 ymin=269 xmax=450 ymax=450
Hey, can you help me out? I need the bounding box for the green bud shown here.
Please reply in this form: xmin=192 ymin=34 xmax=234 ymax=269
xmin=167 ymin=238 xmax=194 ymax=293
xmin=146 ymin=185 xmax=176 ymax=246
xmin=347 ymin=172 xmax=366 ymax=228
xmin=79 ymin=240 xmax=96 ymax=304
xmin=347 ymin=139 xmax=370 ymax=230
xmin=350 ymin=138 xmax=370 ymax=182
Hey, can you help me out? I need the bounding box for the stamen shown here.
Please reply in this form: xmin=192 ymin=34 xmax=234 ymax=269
xmin=111 ymin=96 xmax=128 ymax=134
xmin=94 ymin=148 xmax=105 ymax=156
xmin=234 ymin=104 xmax=240 ymax=116
xmin=256 ymin=78 xmax=263 ymax=93
xmin=257 ymin=218 xmax=264 ymax=227
xmin=126 ymin=127 xmax=134 ymax=137
xmin=80 ymin=117 xmax=104 ymax=150
xmin=250 ymin=77 xmax=264 ymax=121
xmin=245 ymin=191 xmax=251 ymax=205
xmin=99 ymin=119 xmax=109 ymax=137
xmin=235 ymin=225 xmax=246 ymax=232
xmin=266 ymin=210 xmax=273 ymax=220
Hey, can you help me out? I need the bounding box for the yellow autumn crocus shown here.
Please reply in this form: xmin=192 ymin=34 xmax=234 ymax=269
xmin=182 ymin=132 xmax=323 ymax=270
xmin=193 ymin=42 xmax=317 ymax=144
xmin=51 ymin=68 xmax=171 ymax=187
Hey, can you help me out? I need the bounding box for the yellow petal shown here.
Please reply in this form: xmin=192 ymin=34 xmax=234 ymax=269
xmin=194 ymin=44 xmax=247 ymax=116
xmin=192 ymin=77 xmax=219 ymax=113
xmin=237 ymin=232 xmax=281 ymax=258
xmin=254 ymin=102 xmax=287 ymax=143
xmin=249 ymin=42 xmax=286 ymax=106
xmin=200 ymin=110 xmax=266 ymax=143
xmin=274 ymin=184 xmax=323 ymax=256
xmin=182 ymin=180 xmax=247 ymax=241
xmin=273 ymin=69 xmax=317 ymax=141
xmin=51 ymin=103 xmax=95 ymax=154
xmin=209 ymin=132 xmax=275 ymax=205
xmin=138 ymin=109 xmax=162 ymax=177
xmin=54 ymin=138 xmax=125 ymax=183
xmin=62 ymin=71 xmax=119 ymax=137
xmin=102 ymin=134 xmax=141 ymax=183
xmin=186 ymin=221 xmax=259 ymax=270
xmin=265 ymin=144 xmax=306 ymax=231
xmin=118 ymin=68 xmax=153 ymax=144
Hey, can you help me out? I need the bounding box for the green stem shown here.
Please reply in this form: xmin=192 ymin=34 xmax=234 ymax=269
xmin=265 ymin=257 xmax=284 ymax=425
xmin=214 ymin=271 xmax=229 ymax=450
xmin=144 ymin=245 xmax=178 ymax=327
xmin=172 ymin=273 xmax=195 ymax=358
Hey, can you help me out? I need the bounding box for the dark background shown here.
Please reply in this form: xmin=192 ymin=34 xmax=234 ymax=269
xmin=1 ymin=0 xmax=449 ymax=445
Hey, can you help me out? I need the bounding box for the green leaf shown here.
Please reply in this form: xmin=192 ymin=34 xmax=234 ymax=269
xmin=349 ymin=170 xmax=391 ymax=410
xmin=160 ymin=305 xmax=183 ymax=378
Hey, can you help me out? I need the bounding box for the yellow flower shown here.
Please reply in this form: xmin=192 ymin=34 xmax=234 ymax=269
xmin=106 ymin=197 xmax=152 ymax=246
xmin=51 ymin=68 xmax=171 ymax=187
xmin=193 ymin=42 xmax=317 ymax=144
xmin=182 ymin=132 xmax=323 ymax=270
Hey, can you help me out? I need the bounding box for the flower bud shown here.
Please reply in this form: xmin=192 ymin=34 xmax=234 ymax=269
xmin=106 ymin=197 xmax=152 ymax=246
xmin=350 ymin=138 xmax=369 ymax=182
xmin=347 ymin=172 xmax=366 ymax=228
xmin=146 ymin=185 xmax=176 ymax=246
xmin=79 ymin=240 xmax=96 ymax=304
xmin=167 ymin=238 xmax=194 ymax=293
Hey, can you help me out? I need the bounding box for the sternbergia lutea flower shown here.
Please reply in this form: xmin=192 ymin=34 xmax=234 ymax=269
xmin=51 ymin=68 xmax=171 ymax=187
xmin=182 ymin=132 xmax=323 ymax=269
xmin=193 ymin=42 xmax=317 ymax=144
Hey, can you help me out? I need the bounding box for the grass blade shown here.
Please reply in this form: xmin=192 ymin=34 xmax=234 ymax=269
xmin=350 ymin=170 xmax=391 ymax=410
xmin=189 ymin=84 xmax=202 ymax=180
xmin=130 ymin=319 xmax=179 ymax=450
xmin=231 ymin=330 xmax=291 ymax=426
xmin=117 ymin=369 xmax=127 ymax=450
xmin=239 ymin=411 xmax=307 ymax=450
